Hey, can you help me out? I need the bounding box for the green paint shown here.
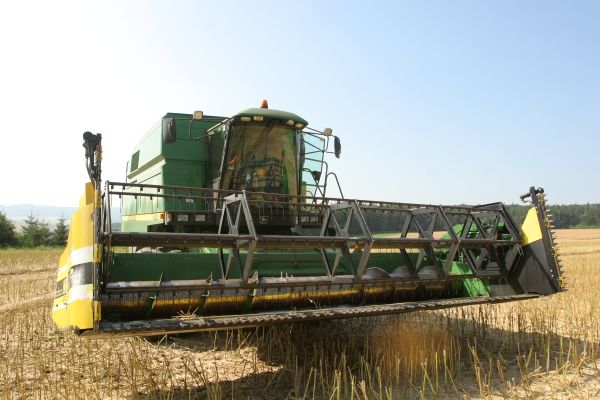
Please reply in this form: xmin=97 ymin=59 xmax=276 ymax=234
xmin=121 ymin=113 xmax=226 ymax=231
xmin=236 ymin=108 xmax=307 ymax=125
xmin=449 ymin=261 xmax=488 ymax=296
xmin=109 ymin=250 xmax=488 ymax=296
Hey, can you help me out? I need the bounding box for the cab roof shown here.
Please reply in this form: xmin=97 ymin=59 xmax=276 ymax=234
xmin=235 ymin=108 xmax=308 ymax=126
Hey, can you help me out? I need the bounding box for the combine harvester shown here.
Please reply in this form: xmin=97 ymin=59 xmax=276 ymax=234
xmin=52 ymin=100 xmax=564 ymax=337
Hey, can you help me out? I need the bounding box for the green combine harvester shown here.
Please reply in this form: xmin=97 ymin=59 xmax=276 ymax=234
xmin=52 ymin=100 xmax=564 ymax=337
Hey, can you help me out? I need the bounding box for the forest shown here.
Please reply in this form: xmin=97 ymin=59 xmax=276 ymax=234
xmin=504 ymin=203 xmax=600 ymax=228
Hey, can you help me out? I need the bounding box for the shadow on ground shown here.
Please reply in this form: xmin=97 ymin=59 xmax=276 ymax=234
xmin=138 ymin=313 xmax=600 ymax=399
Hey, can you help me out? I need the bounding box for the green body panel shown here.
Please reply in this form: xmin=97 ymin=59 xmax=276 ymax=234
xmin=449 ymin=262 xmax=488 ymax=296
xmin=443 ymin=222 xmax=510 ymax=241
xmin=110 ymin=250 xmax=333 ymax=282
xmin=121 ymin=113 xmax=226 ymax=232
xmin=237 ymin=108 xmax=307 ymax=125
xmin=108 ymin=251 xmax=489 ymax=297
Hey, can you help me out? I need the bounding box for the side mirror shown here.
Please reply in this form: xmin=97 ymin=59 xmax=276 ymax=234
xmin=162 ymin=117 xmax=177 ymax=144
xmin=311 ymin=170 xmax=322 ymax=182
xmin=334 ymin=136 xmax=341 ymax=158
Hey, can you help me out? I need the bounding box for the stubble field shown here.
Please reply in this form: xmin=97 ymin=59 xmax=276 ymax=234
xmin=0 ymin=229 xmax=599 ymax=399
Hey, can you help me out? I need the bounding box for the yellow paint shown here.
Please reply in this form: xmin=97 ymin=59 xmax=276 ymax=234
xmin=121 ymin=212 xmax=164 ymax=222
xmin=53 ymin=301 xmax=96 ymax=331
xmin=52 ymin=305 xmax=69 ymax=329
xmin=520 ymin=207 xmax=543 ymax=246
xmin=53 ymin=293 xmax=67 ymax=308
xmin=84 ymin=180 xmax=95 ymax=205
xmin=94 ymin=244 xmax=102 ymax=263
xmin=56 ymin=183 xmax=95 ymax=279
xmin=56 ymin=264 xmax=69 ymax=281
xmin=52 ymin=182 xmax=100 ymax=332
xmin=52 ymin=285 xmax=98 ymax=331
xmin=70 ymin=182 xmax=95 ymax=250
xmin=67 ymin=298 xmax=94 ymax=330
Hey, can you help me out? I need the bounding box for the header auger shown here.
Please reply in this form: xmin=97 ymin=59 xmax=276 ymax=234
xmin=52 ymin=102 xmax=564 ymax=337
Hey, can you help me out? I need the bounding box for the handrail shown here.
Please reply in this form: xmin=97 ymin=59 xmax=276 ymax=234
xmin=106 ymin=180 xmax=508 ymax=213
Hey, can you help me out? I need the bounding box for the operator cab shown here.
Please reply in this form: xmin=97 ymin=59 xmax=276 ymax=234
xmin=219 ymin=107 xmax=307 ymax=196
xmin=202 ymin=101 xmax=340 ymax=233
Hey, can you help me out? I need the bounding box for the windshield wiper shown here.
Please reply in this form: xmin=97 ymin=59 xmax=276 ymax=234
xmin=236 ymin=121 xmax=275 ymax=171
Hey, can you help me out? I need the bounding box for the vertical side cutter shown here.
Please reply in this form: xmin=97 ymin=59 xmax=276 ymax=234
xmin=82 ymin=131 xmax=104 ymax=330
xmin=511 ymin=187 xmax=564 ymax=295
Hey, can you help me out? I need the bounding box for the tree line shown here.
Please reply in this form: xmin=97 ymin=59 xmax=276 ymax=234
xmin=0 ymin=212 xmax=69 ymax=248
xmin=504 ymin=203 xmax=600 ymax=228
xmin=352 ymin=203 xmax=600 ymax=233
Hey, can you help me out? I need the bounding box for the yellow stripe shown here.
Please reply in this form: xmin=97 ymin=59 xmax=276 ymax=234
xmin=127 ymin=155 xmax=165 ymax=180
xmin=520 ymin=207 xmax=543 ymax=246
xmin=121 ymin=212 xmax=164 ymax=222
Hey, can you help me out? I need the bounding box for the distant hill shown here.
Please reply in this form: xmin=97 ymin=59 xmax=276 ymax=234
xmin=0 ymin=204 xmax=120 ymax=227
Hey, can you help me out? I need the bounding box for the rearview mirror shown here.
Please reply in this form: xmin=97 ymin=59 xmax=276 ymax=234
xmin=334 ymin=136 xmax=341 ymax=158
xmin=162 ymin=117 xmax=177 ymax=144
xmin=311 ymin=170 xmax=322 ymax=182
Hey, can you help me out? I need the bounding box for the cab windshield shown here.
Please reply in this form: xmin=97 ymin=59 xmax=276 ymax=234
xmin=221 ymin=122 xmax=298 ymax=195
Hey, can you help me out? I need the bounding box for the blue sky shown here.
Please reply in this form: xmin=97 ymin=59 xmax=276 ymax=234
xmin=0 ymin=1 xmax=598 ymax=206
